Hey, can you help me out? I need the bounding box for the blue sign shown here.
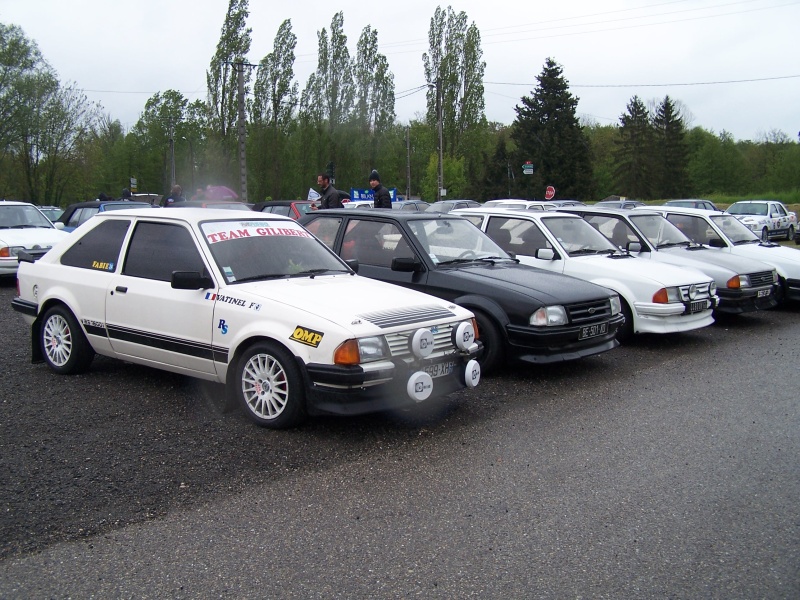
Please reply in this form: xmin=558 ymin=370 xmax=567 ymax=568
xmin=350 ymin=187 xmax=399 ymax=202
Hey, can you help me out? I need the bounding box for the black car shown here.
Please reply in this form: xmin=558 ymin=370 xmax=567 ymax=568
xmin=57 ymin=200 xmax=152 ymax=232
xmin=299 ymin=209 xmax=624 ymax=372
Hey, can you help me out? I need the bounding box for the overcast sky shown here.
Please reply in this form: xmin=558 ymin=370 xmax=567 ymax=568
xmin=2 ymin=0 xmax=798 ymax=142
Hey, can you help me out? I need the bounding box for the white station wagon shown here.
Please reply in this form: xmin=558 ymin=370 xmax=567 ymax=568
xmin=453 ymin=208 xmax=718 ymax=339
xmin=0 ymin=201 xmax=69 ymax=276
xmin=12 ymin=208 xmax=481 ymax=428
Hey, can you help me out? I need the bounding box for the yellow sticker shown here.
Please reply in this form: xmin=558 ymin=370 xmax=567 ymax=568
xmin=290 ymin=325 xmax=324 ymax=348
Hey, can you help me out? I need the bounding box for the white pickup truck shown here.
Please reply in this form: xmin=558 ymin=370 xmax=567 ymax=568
xmin=726 ymin=200 xmax=797 ymax=242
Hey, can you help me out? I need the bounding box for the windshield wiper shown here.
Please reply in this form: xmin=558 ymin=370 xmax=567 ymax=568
xmin=657 ymin=241 xmax=691 ymax=249
xmin=290 ymin=268 xmax=350 ymax=278
xmin=476 ymin=255 xmax=518 ymax=263
xmin=232 ymin=273 xmax=290 ymax=283
xmin=569 ymin=248 xmax=600 ymax=256
xmin=438 ymin=258 xmax=481 ymax=265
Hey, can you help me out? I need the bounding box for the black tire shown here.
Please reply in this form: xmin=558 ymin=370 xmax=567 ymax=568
xmin=761 ymin=227 xmax=769 ymax=242
xmin=233 ymin=341 xmax=306 ymax=429
xmin=787 ymin=225 xmax=795 ymax=241
xmin=616 ymin=299 xmax=634 ymax=343
xmin=39 ymin=305 xmax=94 ymax=374
xmin=473 ymin=310 xmax=504 ymax=374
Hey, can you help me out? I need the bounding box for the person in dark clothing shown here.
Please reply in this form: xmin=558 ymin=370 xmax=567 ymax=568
xmin=161 ymin=184 xmax=187 ymax=206
xmin=369 ymin=170 xmax=392 ymax=209
xmin=120 ymin=188 xmax=132 ymax=200
xmin=317 ymin=173 xmax=343 ymax=209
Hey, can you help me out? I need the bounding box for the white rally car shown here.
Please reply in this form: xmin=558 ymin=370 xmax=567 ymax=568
xmin=12 ymin=208 xmax=481 ymax=428
xmin=0 ymin=201 xmax=69 ymax=276
xmin=644 ymin=206 xmax=800 ymax=303
xmin=453 ymin=207 xmax=718 ymax=339
xmin=726 ymin=200 xmax=797 ymax=242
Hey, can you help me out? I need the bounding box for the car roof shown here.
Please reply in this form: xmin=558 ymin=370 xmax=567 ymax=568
xmin=300 ymin=208 xmax=465 ymax=222
xmin=558 ymin=206 xmax=662 ymax=217
xmin=63 ymin=200 xmax=150 ymax=209
xmin=253 ymin=200 xmax=312 ymax=209
xmin=0 ymin=200 xmax=35 ymax=207
xmin=640 ymin=206 xmax=718 ymax=216
xmin=452 ymin=207 xmax=580 ymax=220
xmin=93 ymin=206 xmax=295 ymax=225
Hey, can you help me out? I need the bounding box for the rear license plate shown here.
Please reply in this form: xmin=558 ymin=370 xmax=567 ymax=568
xmin=757 ymin=289 xmax=771 ymax=298
xmin=579 ymin=322 xmax=608 ymax=340
xmin=424 ymin=360 xmax=457 ymax=378
xmin=688 ymin=300 xmax=707 ymax=313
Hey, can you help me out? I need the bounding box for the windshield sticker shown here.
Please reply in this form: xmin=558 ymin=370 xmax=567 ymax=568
xmin=290 ymin=325 xmax=324 ymax=348
xmin=92 ymin=260 xmax=114 ymax=271
xmin=202 ymin=222 xmax=311 ymax=244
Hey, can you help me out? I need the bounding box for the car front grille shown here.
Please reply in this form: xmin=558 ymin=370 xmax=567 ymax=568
xmin=678 ymin=282 xmax=713 ymax=302
xmin=385 ymin=322 xmax=461 ymax=358
xmin=358 ymin=305 xmax=457 ymax=329
xmin=566 ymin=299 xmax=613 ymax=325
xmin=748 ymin=271 xmax=775 ymax=286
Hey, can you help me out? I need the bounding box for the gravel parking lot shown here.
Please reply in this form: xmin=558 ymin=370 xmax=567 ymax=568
xmin=1 ymin=277 xmax=798 ymax=598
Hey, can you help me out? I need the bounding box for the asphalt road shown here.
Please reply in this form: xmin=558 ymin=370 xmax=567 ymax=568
xmin=0 ymin=278 xmax=798 ymax=599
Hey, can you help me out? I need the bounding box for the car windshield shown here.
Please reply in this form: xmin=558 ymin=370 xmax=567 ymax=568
xmin=0 ymin=204 xmax=56 ymax=229
xmin=629 ymin=214 xmax=690 ymax=247
xmin=407 ymin=218 xmax=509 ymax=264
xmin=727 ymin=203 xmax=767 ymax=216
xmin=540 ymin=216 xmax=619 ymax=255
xmin=200 ymin=219 xmax=348 ymax=283
xmin=710 ymin=214 xmax=761 ymax=244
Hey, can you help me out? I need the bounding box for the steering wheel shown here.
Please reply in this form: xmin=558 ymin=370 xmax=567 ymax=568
xmin=457 ymin=249 xmax=478 ymax=260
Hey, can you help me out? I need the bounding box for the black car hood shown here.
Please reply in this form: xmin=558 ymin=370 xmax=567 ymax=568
xmin=439 ymin=261 xmax=614 ymax=304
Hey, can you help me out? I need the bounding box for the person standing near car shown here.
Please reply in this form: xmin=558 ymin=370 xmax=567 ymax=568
xmin=369 ymin=170 xmax=392 ymax=209
xmin=317 ymin=173 xmax=343 ymax=209
xmin=161 ymin=184 xmax=187 ymax=206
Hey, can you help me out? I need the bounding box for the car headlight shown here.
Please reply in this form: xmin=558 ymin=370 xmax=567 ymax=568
xmin=709 ymin=282 xmax=717 ymax=296
xmin=530 ymin=305 xmax=567 ymax=326
xmin=728 ymin=275 xmax=747 ymax=289
xmin=357 ymin=336 xmax=390 ymax=363
xmin=0 ymin=245 xmax=24 ymax=258
xmin=771 ymin=270 xmax=778 ymax=283
xmin=609 ymin=295 xmax=622 ymax=315
xmin=333 ymin=336 xmax=390 ymax=365
xmin=652 ymin=287 xmax=682 ymax=304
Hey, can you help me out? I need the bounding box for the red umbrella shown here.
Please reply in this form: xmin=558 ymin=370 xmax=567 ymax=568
xmin=205 ymin=185 xmax=239 ymax=201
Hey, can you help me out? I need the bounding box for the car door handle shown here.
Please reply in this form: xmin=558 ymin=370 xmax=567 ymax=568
xmin=115 ymin=286 xmax=128 ymax=293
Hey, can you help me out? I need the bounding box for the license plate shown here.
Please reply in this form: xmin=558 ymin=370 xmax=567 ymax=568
xmin=688 ymin=300 xmax=707 ymax=313
xmin=579 ymin=322 xmax=608 ymax=340
xmin=757 ymin=289 xmax=771 ymax=298
xmin=424 ymin=360 xmax=457 ymax=378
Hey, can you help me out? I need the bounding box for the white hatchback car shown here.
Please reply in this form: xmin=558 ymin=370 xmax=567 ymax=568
xmin=12 ymin=208 xmax=481 ymax=428
xmin=453 ymin=208 xmax=718 ymax=339
xmin=0 ymin=201 xmax=69 ymax=276
xmin=644 ymin=206 xmax=800 ymax=303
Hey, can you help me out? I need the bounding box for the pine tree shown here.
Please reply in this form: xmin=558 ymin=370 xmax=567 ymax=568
xmin=614 ymin=95 xmax=653 ymax=199
xmin=511 ymin=58 xmax=595 ymax=200
xmin=652 ymin=95 xmax=688 ymax=198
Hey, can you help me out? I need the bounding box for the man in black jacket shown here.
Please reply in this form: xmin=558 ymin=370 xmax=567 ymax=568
xmin=369 ymin=170 xmax=392 ymax=209
xmin=317 ymin=173 xmax=343 ymax=209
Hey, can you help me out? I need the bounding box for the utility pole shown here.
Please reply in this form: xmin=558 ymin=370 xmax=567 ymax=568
xmin=235 ymin=62 xmax=248 ymax=203
xmin=169 ymin=120 xmax=176 ymax=187
xmin=406 ymin=126 xmax=411 ymax=200
xmin=436 ymin=78 xmax=444 ymax=202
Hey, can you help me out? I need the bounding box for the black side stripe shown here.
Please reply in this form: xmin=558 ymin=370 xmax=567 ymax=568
xmin=98 ymin=324 xmax=229 ymax=364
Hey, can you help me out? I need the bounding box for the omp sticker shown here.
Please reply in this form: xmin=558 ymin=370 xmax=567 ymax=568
xmin=290 ymin=325 xmax=324 ymax=348
xmin=91 ymin=261 xmax=114 ymax=271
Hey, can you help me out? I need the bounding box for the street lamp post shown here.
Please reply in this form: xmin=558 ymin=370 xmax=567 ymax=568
xmin=428 ymin=78 xmax=444 ymax=202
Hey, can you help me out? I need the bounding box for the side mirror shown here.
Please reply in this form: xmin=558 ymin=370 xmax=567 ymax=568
xmin=171 ymin=271 xmax=214 ymax=290
xmin=345 ymin=258 xmax=359 ymax=273
xmin=52 ymin=222 xmax=65 ymax=230
xmin=17 ymin=250 xmax=36 ymax=264
xmin=535 ymin=248 xmax=556 ymax=260
xmin=392 ymin=256 xmax=425 ymax=272
xmin=627 ymin=241 xmax=642 ymax=253
xmin=708 ymin=238 xmax=726 ymax=248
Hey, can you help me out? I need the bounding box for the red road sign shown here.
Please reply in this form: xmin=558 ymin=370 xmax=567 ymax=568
xmin=545 ymin=185 xmax=556 ymax=200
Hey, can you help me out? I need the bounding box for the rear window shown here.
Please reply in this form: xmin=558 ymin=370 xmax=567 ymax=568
xmin=60 ymin=220 xmax=131 ymax=271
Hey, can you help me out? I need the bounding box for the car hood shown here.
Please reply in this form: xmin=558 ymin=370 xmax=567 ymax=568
xmin=0 ymin=227 xmax=69 ymax=249
xmin=566 ymin=253 xmax=710 ymax=287
xmin=727 ymin=243 xmax=800 ymax=277
xmin=223 ymin=273 xmax=471 ymax=330
xmin=441 ymin=261 xmax=614 ymax=304
xmin=658 ymin=246 xmax=775 ymax=276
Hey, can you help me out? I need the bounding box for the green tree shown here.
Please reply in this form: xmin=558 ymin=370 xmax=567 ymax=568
xmin=614 ymin=95 xmax=653 ymax=199
xmin=652 ymin=95 xmax=689 ymax=198
xmin=251 ymin=19 xmax=299 ymax=200
xmin=584 ymin=123 xmax=620 ymax=200
xmin=511 ymin=58 xmax=595 ymax=200
xmin=206 ymin=0 xmax=252 ymax=183
xmin=422 ymin=6 xmax=486 ymax=158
